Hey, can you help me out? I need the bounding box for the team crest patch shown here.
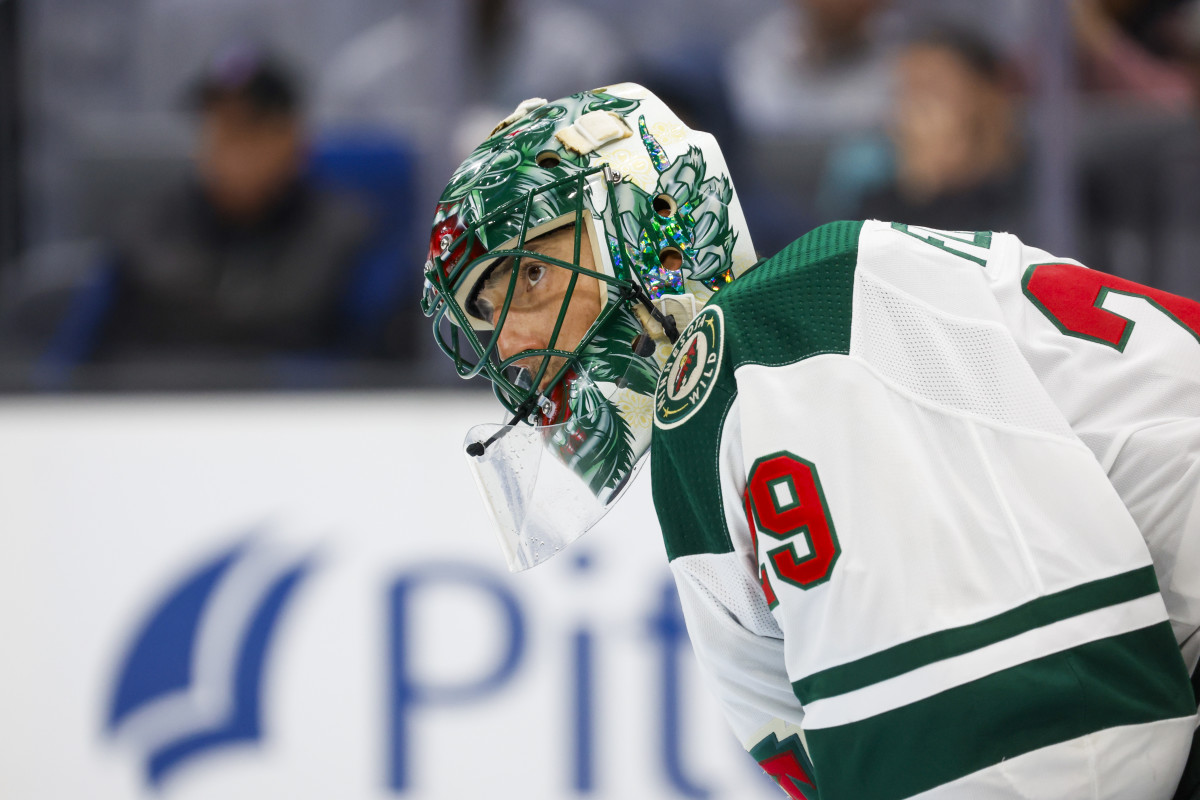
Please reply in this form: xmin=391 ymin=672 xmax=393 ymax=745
xmin=655 ymin=306 xmax=725 ymax=429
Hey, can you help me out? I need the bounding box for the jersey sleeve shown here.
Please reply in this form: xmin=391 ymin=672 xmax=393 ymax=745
xmin=651 ymin=306 xmax=820 ymax=797
xmin=651 ymin=222 xmax=868 ymax=797
xmin=986 ymin=234 xmax=1200 ymax=669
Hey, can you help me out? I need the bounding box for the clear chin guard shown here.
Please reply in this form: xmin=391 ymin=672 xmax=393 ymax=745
xmin=463 ymin=370 xmax=649 ymax=572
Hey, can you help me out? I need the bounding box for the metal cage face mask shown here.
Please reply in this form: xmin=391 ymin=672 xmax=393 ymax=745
xmin=424 ymin=166 xmax=635 ymax=418
xmin=422 ymin=84 xmax=758 ymax=571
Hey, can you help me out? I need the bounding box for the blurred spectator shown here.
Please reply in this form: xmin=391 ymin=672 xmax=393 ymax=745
xmin=462 ymin=0 xmax=622 ymax=109
xmin=1072 ymin=0 xmax=1197 ymax=110
xmin=895 ymin=0 xmax=1033 ymax=56
xmin=1071 ymin=1 xmax=1200 ymax=299
xmin=726 ymin=0 xmax=901 ymax=138
xmin=846 ymin=27 xmax=1033 ymax=238
xmin=89 ymin=45 xmax=375 ymax=362
xmin=449 ymin=0 xmax=630 ymax=161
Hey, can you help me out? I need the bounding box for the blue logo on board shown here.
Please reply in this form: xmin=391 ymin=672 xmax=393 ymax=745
xmin=106 ymin=538 xmax=314 ymax=788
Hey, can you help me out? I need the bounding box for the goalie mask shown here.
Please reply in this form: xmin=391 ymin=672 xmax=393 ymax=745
xmin=422 ymin=83 xmax=756 ymax=571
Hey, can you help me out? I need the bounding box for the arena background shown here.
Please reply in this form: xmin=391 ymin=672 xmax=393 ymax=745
xmin=2 ymin=0 xmax=1199 ymax=797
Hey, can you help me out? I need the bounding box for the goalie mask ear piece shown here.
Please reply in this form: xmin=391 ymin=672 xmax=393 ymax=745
xmin=655 ymin=293 xmax=698 ymax=332
xmin=630 ymin=289 xmax=698 ymax=353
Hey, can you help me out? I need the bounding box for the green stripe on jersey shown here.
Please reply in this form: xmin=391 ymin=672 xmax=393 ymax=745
xmin=793 ymin=565 xmax=1161 ymax=704
xmin=805 ymin=621 xmax=1194 ymax=800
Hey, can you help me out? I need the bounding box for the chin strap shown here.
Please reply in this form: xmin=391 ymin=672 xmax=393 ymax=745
xmin=556 ymin=110 xmax=634 ymax=155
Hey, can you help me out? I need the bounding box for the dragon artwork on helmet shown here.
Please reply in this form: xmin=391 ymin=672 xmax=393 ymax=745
xmin=422 ymin=83 xmax=757 ymax=570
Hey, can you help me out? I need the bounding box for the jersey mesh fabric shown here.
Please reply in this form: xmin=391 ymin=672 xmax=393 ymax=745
xmin=670 ymin=553 xmax=803 ymax=745
xmin=853 ymin=270 xmax=1074 ymax=438
xmin=676 ymin=552 xmax=784 ymax=638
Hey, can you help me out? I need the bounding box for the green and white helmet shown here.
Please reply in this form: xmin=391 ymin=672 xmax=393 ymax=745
xmin=422 ymin=83 xmax=756 ymax=570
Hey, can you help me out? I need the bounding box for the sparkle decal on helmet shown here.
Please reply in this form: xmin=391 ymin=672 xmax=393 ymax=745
xmin=604 ymin=123 xmax=738 ymax=300
xmin=640 ymin=115 xmax=671 ymax=174
xmin=655 ymin=305 xmax=725 ymax=429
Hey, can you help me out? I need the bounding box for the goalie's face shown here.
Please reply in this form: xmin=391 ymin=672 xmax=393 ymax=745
xmin=472 ymin=224 xmax=602 ymax=394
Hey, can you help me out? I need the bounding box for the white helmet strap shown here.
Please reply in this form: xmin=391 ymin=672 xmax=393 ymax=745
xmin=555 ymin=110 xmax=633 ymax=155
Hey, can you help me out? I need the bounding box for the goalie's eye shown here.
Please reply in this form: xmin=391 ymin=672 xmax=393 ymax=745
xmin=469 ymin=256 xmax=554 ymax=324
xmin=524 ymin=261 xmax=546 ymax=287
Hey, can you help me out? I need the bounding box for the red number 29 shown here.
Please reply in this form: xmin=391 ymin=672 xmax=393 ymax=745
xmin=745 ymin=452 xmax=841 ymax=591
xmin=1023 ymin=262 xmax=1200 ymax=351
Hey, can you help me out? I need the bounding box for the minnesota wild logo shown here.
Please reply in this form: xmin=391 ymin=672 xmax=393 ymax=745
xmin=655 ymin=305 xmax=725 ymax=429
xmin=672 ymin=337 xmax=700 ymax=396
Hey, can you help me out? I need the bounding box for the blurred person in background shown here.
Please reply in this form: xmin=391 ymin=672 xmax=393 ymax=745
xmin=26 ymin=40 xmax=427 ymax=390
xmin=1072 ymin=0 xmax=1198 ymax=110
xmin=726 ymin=0 xmax=900 ymax=138
xmin=447 ymin=0 xmax=629 ymax=160
xmin=846 ymin=27 xmax=1033 ymax=238
xmin=89 ymin=44 xmax=373 ymax=364
xmin=1069 ymin=0 xmax=1200 ymax=300
xmin=722 ymin=0 xmax=900 ymax=247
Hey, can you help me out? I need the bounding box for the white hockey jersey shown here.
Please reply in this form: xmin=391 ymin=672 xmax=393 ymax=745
xmin=650 ymin=220 xmax=1200 ymax=800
